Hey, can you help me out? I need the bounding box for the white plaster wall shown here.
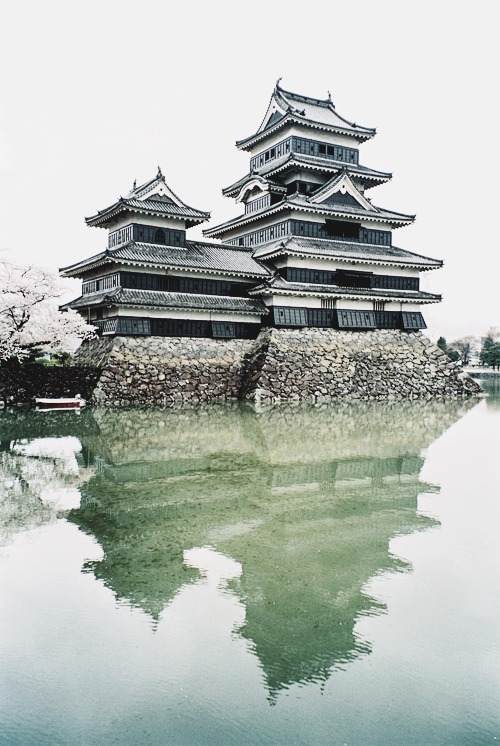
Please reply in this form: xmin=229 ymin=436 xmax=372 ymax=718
xmin=260 ymin=295 xmax=424 ymax=314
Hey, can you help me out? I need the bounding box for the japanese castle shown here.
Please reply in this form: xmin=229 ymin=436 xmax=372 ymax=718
xmin=61 ymin=81 xmax=442 ymax=337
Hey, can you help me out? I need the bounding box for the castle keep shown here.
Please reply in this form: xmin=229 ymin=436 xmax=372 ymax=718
xmin=62 ymin=82 xmax=481 ymax=404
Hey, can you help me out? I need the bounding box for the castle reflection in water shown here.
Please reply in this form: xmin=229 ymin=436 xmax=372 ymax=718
xmin=0 ymin=398 xmax=477 ymax=697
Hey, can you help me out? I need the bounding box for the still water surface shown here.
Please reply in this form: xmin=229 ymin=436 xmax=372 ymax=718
xmin=1 ymin=383 xmax=499 ymax=745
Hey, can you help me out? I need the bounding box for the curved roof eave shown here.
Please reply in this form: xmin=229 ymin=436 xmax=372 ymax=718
xmin=85 ymin=199 xmax=210 ymax=228
xmin=248 ymin=282 xmax=441 ymax=304
xmin=60 ymin=251 xmax=111 ymax=276
xmin=60 ymin=241 xmax=272 ymax=279
xmin=111 ymin=256 xmax=268 ymax=280
xmin=204 ymin=200 xmax=414 ymax=238
xmin=222 ymin=159 xmax=392 ymax=198
xmin=252 ymin=240 xmax=443 ymax=271
xmin=65 ymin=289 xmax=269 ymax=316
xmin=260 ymin=156 xmax=392 ymax=187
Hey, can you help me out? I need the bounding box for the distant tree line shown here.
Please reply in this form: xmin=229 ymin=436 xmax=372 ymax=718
xmin=479 ymin=331 xmax=500 ymax=369
xmin=437 ymin=328 xmax=500 ymax=369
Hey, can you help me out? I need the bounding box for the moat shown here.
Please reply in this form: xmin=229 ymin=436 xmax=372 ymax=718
xmin=0 ymin=382 xmax=499 ymax=744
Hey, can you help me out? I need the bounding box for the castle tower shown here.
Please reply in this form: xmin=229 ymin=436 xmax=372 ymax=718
xmin=60 ymin=169 xmax=269 ymax=339
xmin=58 ymin=82 xmax=482 ymax=404
xmin=204 ymin=81 xmax=442 ymax=332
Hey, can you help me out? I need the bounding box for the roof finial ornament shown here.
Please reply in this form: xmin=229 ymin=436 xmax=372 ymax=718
xmin=157 ymin=166 xmax=163 ymax=179
xmin=327 ymin=90 xmax=332 ymax=100
xmin=275 ymin=77 xmax=282 ymax=90
xmin=133 ymin=179 xmax=137 ymax=190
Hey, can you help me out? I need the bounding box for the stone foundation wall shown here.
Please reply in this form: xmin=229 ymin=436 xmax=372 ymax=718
xmin=243 ymin=328 xmax=482 ymax=403
xmin=71 ymin=329 xmax=482 ymax=406
xmin=73 ymin=335 xmax=256 ymax=406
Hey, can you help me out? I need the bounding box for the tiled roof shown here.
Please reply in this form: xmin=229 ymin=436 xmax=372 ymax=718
xmin=286 ymin=192 xmax=414 ymax=222
xmin=248 ymin=275 xmax=441 ymax=303
xmin=222 ymin=156 xmax=391 ymax=197
xmin=236 ymin=83 xmax=375 ymax=150
xmin=60 ymin=240 xmax=272 ymax=278
xmin=60 ymin=249 xmax=109 ymax=274
xmin=264 ymin=154 xmax=390 ymax=184
xmin=85 ymin=196 xmax=209 ymax=227
xmin=124 ymin=198 xmax=208 ymax=218
xmin=204 ymin=194 xmax=414 ymax=237
xmin=252 ymin=237 xmax=442 ymax=270
xmin=273 ymin=84 xmax=374 ymax=134
xmin=270 ymin=153 xmax=390 ymax=177
xmin=63 ymin=288 xmax=268 ymax=315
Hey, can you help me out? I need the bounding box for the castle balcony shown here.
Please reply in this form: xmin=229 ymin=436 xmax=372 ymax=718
xmin=244 ymin=193 xmax=285 ymax=216
xmin=245 ymin=194 xmax=271 ymax=215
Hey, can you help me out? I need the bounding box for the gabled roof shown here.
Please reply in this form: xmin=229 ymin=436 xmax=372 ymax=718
xmin=222 ymin=156 xmax=391 ymax=197
xmin=309 ymin=170 xmax=374 ymax=210
xmin=252 ymin=237 xmax=442 ymax=271
xmin=85 ymin=168 xmax=210 ymax=228
xmin=62 ymin=288 xmax=268 ymax=316
xmin=233 ymin=174 xmax=287 ymax=204
xmin=204 ymin=192 xmax=414 ymax=238
xmin=248 ymin=274 xmax=441 ymax=304
xmin=236 ymin=81 xmax=376 ymax=151
xmin=60 ymin=240 xmax=272 ymax=279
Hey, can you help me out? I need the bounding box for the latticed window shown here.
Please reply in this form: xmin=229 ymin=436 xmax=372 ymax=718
xmin=402 ymin=312 xmax=426 ymax=330
xmin=307 ymin=309 xmax=334 ymax=327
xmin=321 ymin=298 xmax=336 ymax=309
xmin=82 ymin=280 xmax=99 ymax=294
xmin=116 ymin=318 xmax=151 ymax=335
xmin=273 ymin=307 xmax=308 ymax=326
xmin=101 ymin=274 xmax=119 ymax=290
xmin=337 ymin=310 xmax=376 ymax=329
xmin=212 ymin=322 xmax=236 ymax=338
xmin=375 ymin=311 xmax=400 ymax=329
xmin=154 ymin=228 xmax=166 ymax=244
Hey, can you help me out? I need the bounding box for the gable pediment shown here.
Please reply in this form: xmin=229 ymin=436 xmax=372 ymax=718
xmin=138 ymin=180 xmax=183 ymax=206
xmin=265 ymin=110 xmax=284 ymax=130
xmin=236 ymin=176 xmax=269 ymax=203
xmin=128 ymin=170 xmax=187 ymax=208
xmin=258 ymin=87 xmax=288 ymax=133
xmin=309 ymin=172 xmax=374 ymax=212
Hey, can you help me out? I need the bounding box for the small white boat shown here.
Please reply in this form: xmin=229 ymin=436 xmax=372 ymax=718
xmin=35 ymin=395 xmax=86 ymax=411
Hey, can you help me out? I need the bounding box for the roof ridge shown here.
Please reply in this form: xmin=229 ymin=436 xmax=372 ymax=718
xmin=275 ymin=79 xmax=333 ymax=109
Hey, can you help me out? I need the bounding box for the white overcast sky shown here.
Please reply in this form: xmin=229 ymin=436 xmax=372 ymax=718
xmin=1 ymin=0 xmax=498 ymax=342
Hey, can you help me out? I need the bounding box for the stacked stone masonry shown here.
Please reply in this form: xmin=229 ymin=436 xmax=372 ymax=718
xmin=71 ymin=329 xmax=482 ymax=406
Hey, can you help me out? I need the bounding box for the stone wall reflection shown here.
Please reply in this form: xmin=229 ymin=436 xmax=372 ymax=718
xmin=60 ymin=399 xmax=476 ymax=694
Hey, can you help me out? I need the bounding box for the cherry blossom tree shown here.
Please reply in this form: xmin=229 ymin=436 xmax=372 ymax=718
xmin=0 ymin=256 xmax=95 ymax=363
